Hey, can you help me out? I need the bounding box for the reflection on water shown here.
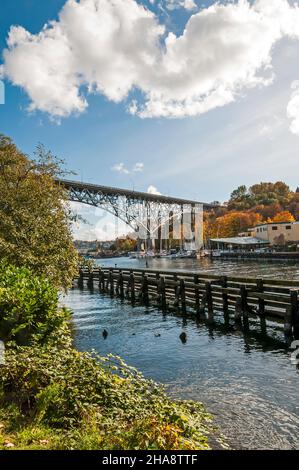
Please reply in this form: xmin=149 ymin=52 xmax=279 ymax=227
xmin=63 ymin=270 xmax=299 ymax=449
xmin=96 ymin=256 xmax=299 ymax=280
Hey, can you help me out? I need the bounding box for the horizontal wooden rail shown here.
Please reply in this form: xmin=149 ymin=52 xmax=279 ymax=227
xmin=75 ymin=267 xmax=299 ymax=341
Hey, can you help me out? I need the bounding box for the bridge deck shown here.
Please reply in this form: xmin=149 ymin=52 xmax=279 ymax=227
xmin=57 ymin=178 xmax=218 ymax=208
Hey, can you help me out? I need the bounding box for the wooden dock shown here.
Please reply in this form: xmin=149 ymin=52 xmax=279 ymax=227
xmin=75 ymin=267 xmax=299 ymax=341
xmin=216 ymin=251 xmax=299 ymax=260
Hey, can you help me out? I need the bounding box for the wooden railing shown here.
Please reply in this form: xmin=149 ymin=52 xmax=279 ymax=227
xmin=75 ymin=267 xmax=299 ymax=340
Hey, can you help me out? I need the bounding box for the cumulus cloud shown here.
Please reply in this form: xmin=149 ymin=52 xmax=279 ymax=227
xmin=147 ymin=185 xmax=161 ymax=195
xmin=2 ymin=0 xmax=299 ymax=120
xmin=112 ymin=161 xmax=144 ymax=174
xmin=111 ymin=163 xmax=130 ymax=174
xmin=165 ymin=0 xmax=197 ymax=11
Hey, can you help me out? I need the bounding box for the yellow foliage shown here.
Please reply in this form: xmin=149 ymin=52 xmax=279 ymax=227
xmin=206 ymin=211 xmax=263 ymax=238
xmin=268 ymin=211 xmax=295 ymax=223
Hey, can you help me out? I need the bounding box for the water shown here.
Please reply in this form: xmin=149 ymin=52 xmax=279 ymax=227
xmin=63 ymin=257 xmax=299 ymax=450
xmin=96 ymin=256 xmax=299 ymax=280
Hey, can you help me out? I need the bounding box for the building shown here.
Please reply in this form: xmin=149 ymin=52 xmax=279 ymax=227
xmin=246 ymin=221 xmax=299 ymax=246
xmin=210 ymin=221 xmax=299 ymax=250
xmin=210 ymin=236 xmax=269 ymax=251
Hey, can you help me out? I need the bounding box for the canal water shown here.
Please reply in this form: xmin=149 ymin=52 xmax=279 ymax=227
xmin=63 ymin=257 xmax=299 ymax=450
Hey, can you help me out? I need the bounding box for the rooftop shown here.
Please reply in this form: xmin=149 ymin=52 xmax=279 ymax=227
xmin=210 ymin=236 xmax=269 ymax=246
xmin=254 ymin=221 xmax=298 ymax=228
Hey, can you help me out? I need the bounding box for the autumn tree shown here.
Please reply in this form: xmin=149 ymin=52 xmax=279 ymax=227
xmin=0 ymin=135 xmax=78 ymax=289
xmin=288 ymin=192 xmax=299 ymax=220
xmin=115 ymin=237 xmax=137 ymax=252
xmin=228 ymin=182 xmax=293 ymax=211
xmin=211 ymin=211 xmax=263 ymax=238
xmin=251 ymin=203 xmax=282 ymax=220
xmin=268 ymin=211 xmax=295 ymax=223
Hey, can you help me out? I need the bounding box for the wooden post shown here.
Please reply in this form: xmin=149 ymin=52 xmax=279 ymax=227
xmin=221 ymin=276 xmax=229 ymax=312
xmin=100 ymin=270 xmax=105 ymax=292
xmin=105 ymin=271 xmax=109 ymax=292
xmin=241 ymin=285 xmax=249 ymax=331
xmin=125 ymin=272 xmax=130 ymax=298
xmin=199 ymin=291 xmax=207 ymax=319
xmin=205 ymin=281 xmax=214 ymax=324
xmin=141 ymin=274 xmax=149 ymax=303
xmin=180 ymin=279 xmax=186 ymax=313
xmin=160 ymin=276 xmax=167 ymax=310
xmin=234 ymin=287 xmax=243 ymax=325
xmin=194 ymin=274 xmax=200 ymax=314
xmin=256 ymin=279 xmax=265 ymax=316
xmin=284 ymin=305 xmax=293 ymax=338
xmin=173 ymin=274 xmax=179 ymax=307
xmin=109 ymin=269 xmax=114 ymax=296
xmin=155 ymin=273 xmax=161 ymax=304
xmin=130 ymin=271 xmax=135 ymax=302
xmin=98 ymin=269 xmax=102 ymax=291
xmin=290 ymin=290 xmax=299 ymax=339
xmin=78 ymin=269 xmax=84 ymax=288
xmin=220 ymin=276 xmax=229 ymax=325
xmin=116 ymin=271 xmax=120 ymax=295
xmin=119 ymin=271 xmax=124 ymax=298
xmin=235 ymin=286 xmax=248 ymax=328
xmin=87 ymin=270 xmax=94 ymax=290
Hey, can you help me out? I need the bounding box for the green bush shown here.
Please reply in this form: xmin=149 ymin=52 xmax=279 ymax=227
xmin=0 ymin=346 xmax=213 ymax=450
xmin=0 ymin=263 xmax=219 ymax=450
xmin=0 ymin=262 xmax=70 ymax=345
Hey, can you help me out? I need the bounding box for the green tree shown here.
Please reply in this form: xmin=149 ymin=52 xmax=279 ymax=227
xmin=0 ymin=135 xmax=78 ymax=289
xmin=249 ymin=181 xmax=292 ymax=207
xmin=228 ymin=185 xmax=252 ymax=210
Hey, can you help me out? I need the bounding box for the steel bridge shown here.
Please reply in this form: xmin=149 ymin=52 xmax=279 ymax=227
xmin=57 ymin=179 xmax=217 ymax=247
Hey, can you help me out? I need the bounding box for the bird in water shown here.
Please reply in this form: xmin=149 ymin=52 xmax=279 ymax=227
xmin=179 ymin=332 xmax=187 ymax=343
xmin=154 ymin=333 xmax=161 ymax=337
xmin=102 ymin=329 xmax=108 ymax=339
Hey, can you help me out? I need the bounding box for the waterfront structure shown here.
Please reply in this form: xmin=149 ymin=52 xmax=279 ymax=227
xmin=210 ymin=236 xmax=269 ymax=251
xmin=248 ymin=221 xmax=299 ymax=246
xmin=211 ymin=221 xmax=299 ymax=249
xmin=77 ymin=265 xmax=299 ymax=342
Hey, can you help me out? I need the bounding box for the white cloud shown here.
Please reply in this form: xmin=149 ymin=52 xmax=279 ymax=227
xmin=2 ymin=0 xmax=299 ymax=121
xmin=112 ymin=161 xmax=144 ymax=174
xmin=111 ymin=163 xmax=130 ymax=174
xmin=132 ymin=162 xmax=144 ymax=172
xmin=147 ymin=184 xmax=161 ymax=195
xmin=287 ymin=81 xmax=299 ymax=135
xmin=165 ymin=0 xmax=197 ymax=11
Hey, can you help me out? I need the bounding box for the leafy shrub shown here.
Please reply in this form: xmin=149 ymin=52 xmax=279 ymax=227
xmin=0 ymin=262 xmax=70 ymax=345
xmin=0 ymin=347 xmax=213 ymax=450
xmin=0 ymin=262 xmax=217 ymax=450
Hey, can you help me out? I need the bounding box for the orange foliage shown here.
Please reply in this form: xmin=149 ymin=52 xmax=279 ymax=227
xmin=268 ymin=211 xmax=295 ymax=223
xmin=207 ymin=211 xmax=263 ymax=238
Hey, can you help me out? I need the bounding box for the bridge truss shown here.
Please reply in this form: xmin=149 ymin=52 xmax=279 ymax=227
xmin=58 ymin=179 xmax=214 ymax=249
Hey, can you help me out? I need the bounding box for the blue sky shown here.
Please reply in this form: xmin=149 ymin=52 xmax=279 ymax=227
xmin=1 ymin=0 xmax=299 ymax=239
